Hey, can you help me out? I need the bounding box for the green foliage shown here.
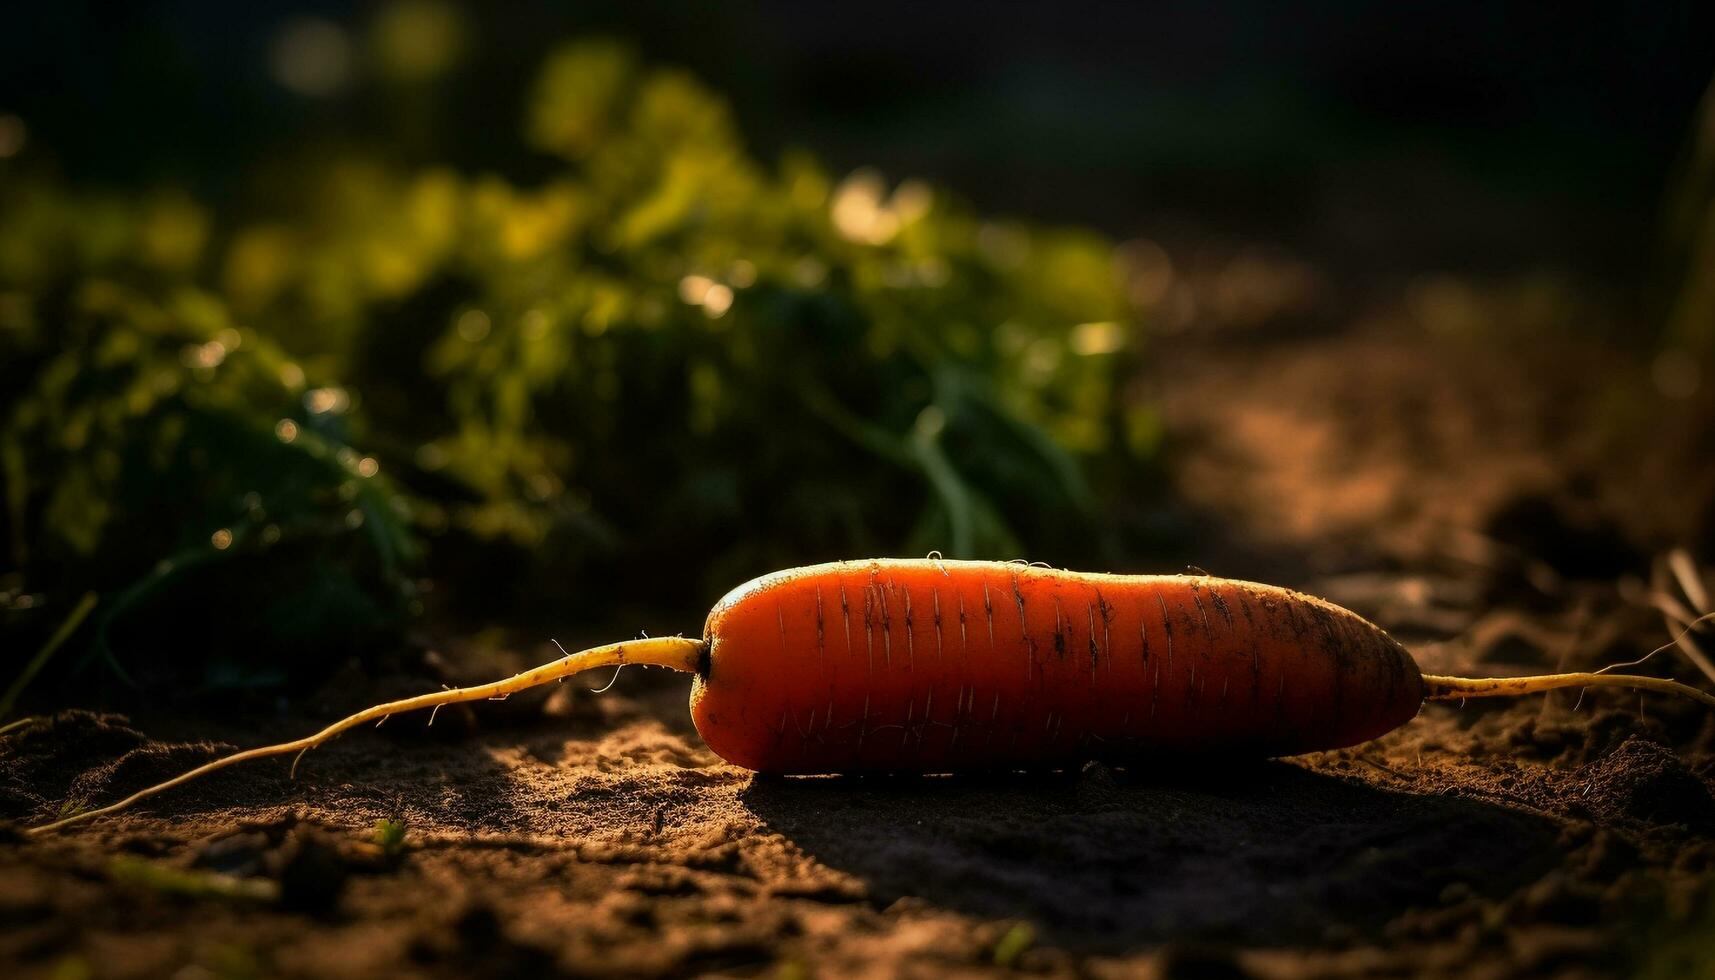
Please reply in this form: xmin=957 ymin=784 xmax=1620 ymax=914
xmin=413 ymin=42 xmax=1137 ymax=588
xmin=0 ymin=184 xmax=417 ymax=691
xmin=0 ymin=38 xmax=1147 ymax=694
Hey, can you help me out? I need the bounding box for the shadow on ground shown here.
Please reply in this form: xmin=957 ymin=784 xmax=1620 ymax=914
xmin=741 ymin=761 xmax=1562 ymax=955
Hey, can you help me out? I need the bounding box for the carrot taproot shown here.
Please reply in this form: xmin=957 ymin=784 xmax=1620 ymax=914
xmin=27 ymin=558 xmax=1715 ymax=834
xmin=691 ymin=559 xmax=1424 ymax=771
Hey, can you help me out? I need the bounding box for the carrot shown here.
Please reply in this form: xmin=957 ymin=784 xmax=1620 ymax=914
xmin=27 ymin=558 xmax=1715 ymax=834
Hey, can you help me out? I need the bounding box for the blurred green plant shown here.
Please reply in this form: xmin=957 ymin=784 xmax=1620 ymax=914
xmin=0 ymin=38 xmax=1148 ymax=698
xmin=1662 ymin=73 xmax=1715 ymax=358
xmin=372 ymin=817 xmax=407 ymax=858
xmin=991 ymin=921 xmax=1036 ymax=968
xmin=109 ymin=855 xmax=279 ymax=903
xmin=0 ymin=186 xmax=417 ymax=697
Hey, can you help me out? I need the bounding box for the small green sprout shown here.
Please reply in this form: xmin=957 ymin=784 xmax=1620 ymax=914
xmin=109 ymin=856 xmax=278 ymax=902
xmin=992 ymin=921 xmax=1035 ymax=968
xmin=373 ymin=817 xmax=407 ymax=857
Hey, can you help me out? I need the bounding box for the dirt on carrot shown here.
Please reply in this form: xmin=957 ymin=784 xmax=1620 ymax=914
xmin=4 ymin=319 xmax=1714 ymax=979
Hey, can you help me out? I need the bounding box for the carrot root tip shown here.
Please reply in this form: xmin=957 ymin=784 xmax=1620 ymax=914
xmin=1422 ymin=672 xmax=1715 ymax=711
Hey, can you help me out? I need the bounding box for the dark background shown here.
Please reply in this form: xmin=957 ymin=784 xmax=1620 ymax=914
xmin=7 ymin=2 xmax=1713 ymax=283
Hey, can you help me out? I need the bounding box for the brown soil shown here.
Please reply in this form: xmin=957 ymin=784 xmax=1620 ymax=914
xmin=5 ymin=318 xmax=1715 ymax=979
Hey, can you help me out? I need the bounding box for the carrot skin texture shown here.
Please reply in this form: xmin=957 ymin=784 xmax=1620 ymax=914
xmin=689 ymin=559 xmax=1424 ymax=774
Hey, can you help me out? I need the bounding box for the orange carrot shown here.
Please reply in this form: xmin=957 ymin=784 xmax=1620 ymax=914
xmin=28 ymin=558 xmax=1715 ymax=834
xmin=692 ymin=560 xmax=1424 ymax=771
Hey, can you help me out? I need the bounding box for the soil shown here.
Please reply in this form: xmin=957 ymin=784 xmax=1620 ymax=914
xmin=4 ymin=314 xmax=1715 ymax=979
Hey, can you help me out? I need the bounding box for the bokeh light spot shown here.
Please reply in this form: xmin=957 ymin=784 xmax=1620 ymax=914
xmin=373 ymin=0 xmax=464 ymax=83
xmin=679 ymin=275 xmax=714 ymax=305
xmin=305 ymin=386 xmax=351 ymax=415
xmin=702 ymin=283 xmax=734 ymax=318
xmin=1070 ymin=321 xmax=1125 ymax=356
xmin=270 ymin=18 xmax=354 ymax=97
xmin=456 ymin=309 xmax=491 ymax=342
